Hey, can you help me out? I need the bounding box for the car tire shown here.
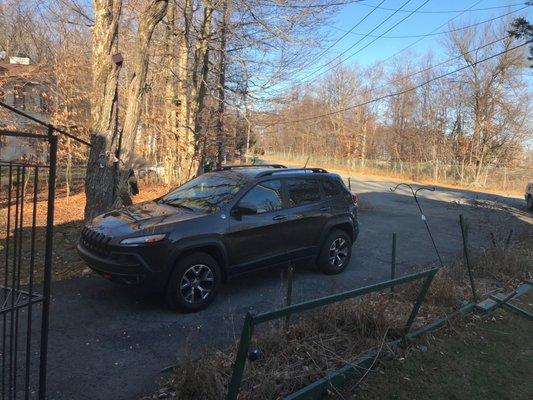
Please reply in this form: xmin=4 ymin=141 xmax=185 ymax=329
xmin=317 ymin=229 xmax=352 ymax=275
xmin=528 ymin=195 xmax=533 ymax=211
xmin=165 ymin=252 xmax=221 ymax=312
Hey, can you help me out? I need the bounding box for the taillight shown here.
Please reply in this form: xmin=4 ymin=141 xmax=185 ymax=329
xmin=351 ymin=193 xmax=358 ymax=204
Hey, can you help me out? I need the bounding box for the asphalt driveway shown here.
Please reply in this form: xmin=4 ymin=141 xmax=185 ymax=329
xmin=44 ymin=177 xmax=532 ymax=400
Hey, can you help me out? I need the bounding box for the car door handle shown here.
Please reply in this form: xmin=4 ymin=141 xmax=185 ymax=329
xmin=273 ymin=215 xmax=287 ymax=221
xmin=320 ymin=207 xmax=330 ymax=212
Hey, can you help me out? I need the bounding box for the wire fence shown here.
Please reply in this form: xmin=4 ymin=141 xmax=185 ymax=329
xmin=267 ymin=151 xmax=532 ymax=193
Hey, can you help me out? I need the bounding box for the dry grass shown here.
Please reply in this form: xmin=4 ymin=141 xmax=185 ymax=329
xmin=150 ymin=237 xmax=532 ymax=400
xmin=471 ymin=234 xmax=532 ymax=286
xmin=150 ymin=287 xmax=464 ymax=400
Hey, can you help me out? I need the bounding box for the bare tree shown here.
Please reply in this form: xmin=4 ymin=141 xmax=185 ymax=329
xmin=114 ymin=0 xmax=169 ymax=206
xmin=84 ymin=0 xmax=122 ymax=219
xmin=215 ymin=0 xmax=231 ymax=168
xmin=191 ymin=0 xmax=214 ymax=175
xmin=447 ymin=22 xmax=530 ymax=183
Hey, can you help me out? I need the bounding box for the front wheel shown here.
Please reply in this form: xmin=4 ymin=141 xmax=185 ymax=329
xmin=527 ymin=195 xmax=533 ymax=211
xmin=317 ymin=229 xmax=352 ymax=275
xmin=166 ymin=252 xmax=221 ymax=312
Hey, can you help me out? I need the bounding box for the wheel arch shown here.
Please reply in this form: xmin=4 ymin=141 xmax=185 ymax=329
xmin=331 ymin=222 xmax=355 ymax=243
xmin=168 ymin=239 xmax=229 ymax=282
xmin=319 ymin=217 xmax=355 ymax=246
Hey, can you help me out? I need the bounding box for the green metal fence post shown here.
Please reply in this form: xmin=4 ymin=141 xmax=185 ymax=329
xmin=226 ymin=312 xmax=255 ymax=400
xmin=403 ymin=269 xmax=438 ymax=337
xmin=459 ymin=214 xmax=478 ymax=303
xmin=391 ymin=233 xmax=397 ymax=293
xmin=283 ymin=262 xmax=294 ymax=334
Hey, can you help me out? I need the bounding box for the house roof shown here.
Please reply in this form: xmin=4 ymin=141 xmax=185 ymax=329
xmin=0 ymin=62 xmax=51 ymax=83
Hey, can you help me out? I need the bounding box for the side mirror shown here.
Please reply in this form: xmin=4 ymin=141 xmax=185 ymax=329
xmin=232 ymin=204 xmax=257 ymax=216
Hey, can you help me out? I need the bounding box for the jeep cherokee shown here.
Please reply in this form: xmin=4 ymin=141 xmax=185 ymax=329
xmin=77 ymin=164 xmax=359 ymax=312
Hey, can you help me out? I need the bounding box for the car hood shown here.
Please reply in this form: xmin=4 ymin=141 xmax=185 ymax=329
xmin=88 ymin=201 xmax=203 ymax=236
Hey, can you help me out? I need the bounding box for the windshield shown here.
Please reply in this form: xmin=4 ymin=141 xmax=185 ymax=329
xmin=159 ymin=173 xmax=246 ymax=212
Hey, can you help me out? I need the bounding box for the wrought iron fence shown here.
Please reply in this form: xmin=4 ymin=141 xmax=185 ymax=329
xmin=0 ymin=129 xmax=57 ymax=399
xmin=0 ymin=99 xmax=88 ymax=399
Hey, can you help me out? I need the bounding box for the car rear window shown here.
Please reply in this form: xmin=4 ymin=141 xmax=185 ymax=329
xmin=286 ymin=178 xmax=321 ymax=206
xmin=322 ymin=179 xmax=341 ymax=196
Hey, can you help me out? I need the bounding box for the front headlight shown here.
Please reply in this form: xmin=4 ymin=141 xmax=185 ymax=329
xmin=120 ymin=234 xmax=166 ymax=245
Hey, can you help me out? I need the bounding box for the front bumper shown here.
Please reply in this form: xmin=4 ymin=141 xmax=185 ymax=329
xmin=77 ymin=243 xmax=167 ymax=289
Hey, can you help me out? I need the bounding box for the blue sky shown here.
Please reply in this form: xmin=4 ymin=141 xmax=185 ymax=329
xmin=293 ymin=0 xmax=532 ymax=82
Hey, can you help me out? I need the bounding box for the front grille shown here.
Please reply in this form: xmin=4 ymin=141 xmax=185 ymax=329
xmin=81 ymin=227 xmax=112 ymax=257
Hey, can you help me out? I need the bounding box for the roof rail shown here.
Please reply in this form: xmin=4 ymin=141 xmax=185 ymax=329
xmin=217 ymin=164 xmax=286 ymax=171
xmin=256 ymin=167 xmax=328 ymax=177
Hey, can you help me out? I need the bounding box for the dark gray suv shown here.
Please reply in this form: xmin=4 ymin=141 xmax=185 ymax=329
xmin=78 ymin=165 xmax=359 ymax=312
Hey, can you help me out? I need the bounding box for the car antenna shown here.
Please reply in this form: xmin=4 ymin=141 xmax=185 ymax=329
xmin=303 ymin=156 xmax=310 ymax=169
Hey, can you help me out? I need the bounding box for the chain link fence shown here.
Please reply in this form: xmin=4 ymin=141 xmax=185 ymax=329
xmin=267 ymin=151 xmax=532 ymax=193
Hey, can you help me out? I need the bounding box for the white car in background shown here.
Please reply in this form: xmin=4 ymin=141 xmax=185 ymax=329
xmin=526 ymin=182 xmax=533 ymax=211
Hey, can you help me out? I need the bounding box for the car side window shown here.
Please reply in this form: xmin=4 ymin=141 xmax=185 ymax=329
xmin=238 ymin=180 xmax=283 ymax=214
xmin=287 ymin=178 xmax=321 ymax=206
xmin=322 ymin=179 xmax=340 ymax=197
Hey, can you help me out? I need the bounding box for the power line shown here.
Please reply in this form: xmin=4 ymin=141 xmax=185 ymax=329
xmin=261 ymin=0 xmax=484 ymax=98
xmin=297 ymin=0 xmax=417 ymax=82
xmin=298 ymin=0 xmax=432 ymax=82
xmin=324 ymin=6 xmax=529 ymax=39
xmin=300 ymin=0 xmax=386 ymax=72
xmin=282 ymin=0 xmax=520 ymax=92
xmin=337 ymin=35 xmax=512 ymax=111
xmin=376 ymin=0 xmax=485 ymax=66
xmin=354 ymin=0 xmax=527 ymax=14
xmin=266 ymin=41 xmax=527 ymax=126
xmin=261 ymin=0 xmax=365 ymax=9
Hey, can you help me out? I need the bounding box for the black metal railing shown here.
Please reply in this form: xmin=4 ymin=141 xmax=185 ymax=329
xmin=1 ymin=99 xmax=88 ymax=399
xmin=0 ymin=133 xmax=56 ymax=399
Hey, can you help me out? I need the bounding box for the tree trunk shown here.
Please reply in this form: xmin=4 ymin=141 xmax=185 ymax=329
xmin=114 ymin=0 xmax=169 ymax=207
xmin=215 ymin=0 xmax=231 ymax=169
xmin=164 ymin=0 xmax=178 ymax=183
xmin=192 ymin=0 xmax=213 ymax=176
xmin=177 ymin=0 xmax=194 ymax=179
xmin=84 ymin=0 xmax=123 ymax=220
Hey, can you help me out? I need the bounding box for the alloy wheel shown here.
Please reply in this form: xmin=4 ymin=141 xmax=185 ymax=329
xmin=180 ymin=264 xmax=215 ymax=304
xmin=329 ymin=237 xmax=349 ymax=268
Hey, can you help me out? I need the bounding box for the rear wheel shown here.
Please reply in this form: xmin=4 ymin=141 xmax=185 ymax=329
xmin=317 ymin=229 xmax=352 ymax=275
xmin=527 ymin=195 xmax=533 ymax=211
xmin=166 ymin=252 xmax=221 ymax=312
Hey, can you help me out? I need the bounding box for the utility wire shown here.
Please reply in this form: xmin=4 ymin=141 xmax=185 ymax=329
xmin=262 ymin=0 xmax=484 ymax=97
xmin=324 ymin=6 xmax=529 ymax=39
xmin=297 ymin=0 xmax=417 ymax=82
xmin=305 ymin=0 xmax=435 ymax=80
xmin=299 ymin=0 xmax=386 ymax=72
xmin=355 ymin=0 xmax=527 ymax=14
xmin=266 ymin=41 xmax=527 ymax=126
xmin=261 ymin=34 xmax=511 ymax=111
xmin=334 ymin=34 xmax=512 ymax=111
xmin=377 ymin=0 xmax=486 ymax=67
xmin=261 ymin=0 xmax=484 ymax=98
